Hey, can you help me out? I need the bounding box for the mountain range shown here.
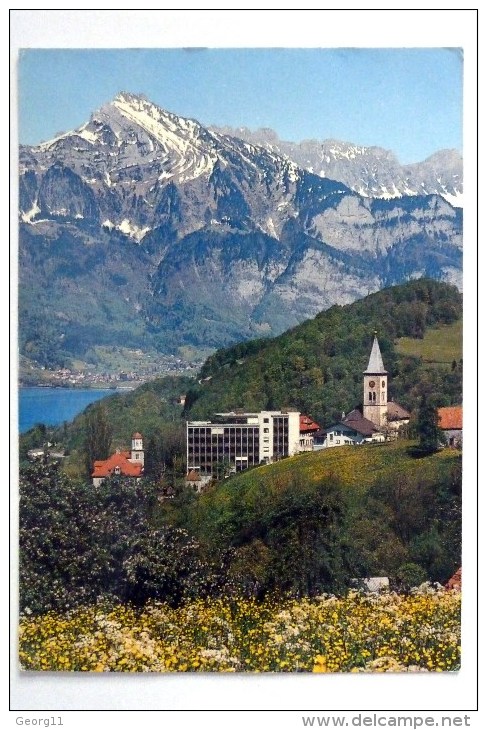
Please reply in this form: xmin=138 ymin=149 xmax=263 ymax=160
xmin=210 ymin=125 xmax=463 ymax=207
xmin=18 ymin=92 xmax=463 ymax=368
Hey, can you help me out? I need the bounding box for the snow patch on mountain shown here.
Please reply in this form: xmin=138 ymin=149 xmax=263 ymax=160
xmin=76 ymin=125 xmax=100 ymax=144
xmin=21 ymin=200 xmax=40 ymax=223
xmin=117 ymin=219 xmax=151 ymax=241
xmin=210 ymin=125 xmax=463 ymax=207
xmin=440 ymin=191 xmax=463 ymax=208
xmin=112 ymin=93 xmax=217 ymax=183
xmin=102 ymin=217 xmax=150 ymax=240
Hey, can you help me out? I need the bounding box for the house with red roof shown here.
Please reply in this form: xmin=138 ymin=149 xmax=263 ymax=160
xmin=185 ymin=467 xmax=213 ymax=493
xmin=445 ymin=567 xmax=462 ymax=591
xmin=299 ymin=414 xmax=321 ymax=451
xmin=92 ymin=432 xmax=145 ymax=486
xmin=438 ymin=406 xmax=462 ymax=448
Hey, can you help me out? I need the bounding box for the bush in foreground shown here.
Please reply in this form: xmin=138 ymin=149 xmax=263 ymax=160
xmin=19 ymin=462 xmax=220 ymax=613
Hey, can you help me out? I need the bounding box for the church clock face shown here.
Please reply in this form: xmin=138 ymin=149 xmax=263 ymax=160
xmin=369 ymin=380 xmax=375 ymax=387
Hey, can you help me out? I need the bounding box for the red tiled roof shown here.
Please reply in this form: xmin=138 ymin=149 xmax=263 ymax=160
xmin=132 ymin=432 xmax=143 ymax=439
xmin=445 ymin=567 xmax=461 ymax=591
xmin=92 ymin=451 xmax=143 ymax=478
xmin=300 ymin=414 xmax=320 ymax=433
xmin=186 ymin=469 xmax=201 ymax=482
xmin=438 ymin=406 xmax=463 ymax=430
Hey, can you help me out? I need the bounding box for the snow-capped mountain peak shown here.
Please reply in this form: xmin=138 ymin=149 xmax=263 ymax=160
xmin=18 ymin=91 xmax=462 ymax=366
xmin=19 ymin=92 xmax=313 ymax=239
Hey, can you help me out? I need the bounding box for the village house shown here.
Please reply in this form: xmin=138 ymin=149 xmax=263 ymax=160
xmin=299 ymin=414 xmax=321 ymax=451
xmin=92 ymin=432 xmax=145 ymax=487
xmin=185 ymin=467 xmax=213 ymax=492
xmin=315 ymin=409 xmax=385 ymax=449
xmin=27 ymin=445 xmax=66 ymax=461
xmin=445 ymin=567 xmax=462 ymax=590
xmin=438 ymin=405 xmax=463 ymax=448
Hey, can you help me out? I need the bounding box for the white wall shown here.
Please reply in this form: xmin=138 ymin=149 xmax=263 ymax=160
xmin=287 ymin=411 xmax=301 ymax=456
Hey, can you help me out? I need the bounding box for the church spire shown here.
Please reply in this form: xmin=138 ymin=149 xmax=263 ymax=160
xmin=363 ymin=332 xmax=387 ymax=374
xmin=363 ymin=333 xmax=388 ymax=429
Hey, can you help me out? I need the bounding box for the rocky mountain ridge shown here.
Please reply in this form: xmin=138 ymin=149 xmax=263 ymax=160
xmin=210 ymin=125 xmax=463 ymax=206
xmin=18 ymin=92 xmax=462 ymax=368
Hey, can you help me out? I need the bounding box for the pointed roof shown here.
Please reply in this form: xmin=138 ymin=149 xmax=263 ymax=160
xmin=387 ymin=401 xmax=411 ymax=420
xmin=342 ymin=409 xmax=379 ymax=437
xmin=299 ymin=414 xmax=321 ymax=433
xmin=363 ymin=334 xmax=387 ymax=374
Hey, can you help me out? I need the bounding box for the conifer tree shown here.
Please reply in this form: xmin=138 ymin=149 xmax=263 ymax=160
xmin=83 ymin=405 xmax=113 ymax=476
xmin=417 ymin=395 xmax=444 ymax=454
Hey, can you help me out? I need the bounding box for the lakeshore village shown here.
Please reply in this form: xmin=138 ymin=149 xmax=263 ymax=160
xmin=20 ymin=306 xmax=463 ymax=674
xmin=16 ymin=45 xmax=466 ymax=678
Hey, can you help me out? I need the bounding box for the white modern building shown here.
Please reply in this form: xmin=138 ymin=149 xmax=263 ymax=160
xmin=186 ymin=410 xmax=301 ymax=477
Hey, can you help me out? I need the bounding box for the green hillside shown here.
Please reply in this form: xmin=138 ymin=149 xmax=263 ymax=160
xmin=18 ymin=278 xmax=463 ymax=623
xmin=20 ymin=278 xmax=462 ymax=480
xmin=195 ymin=438 xmax=459 ymax=498
xmin=395 ymin=319 xmax=462 ymax=364
xmin=166 ymin=440 xmax=461 ymax=595
xmin=60 ymin=375 xmax=193 ymax=450
xmin=184 ymin=278 xmax=462 ymax=425
xmin=20 ymin=439 xmax=461 ymax=615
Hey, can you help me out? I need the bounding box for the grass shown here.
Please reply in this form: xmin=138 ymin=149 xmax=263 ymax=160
xmin=395 ymin=321 xmax=462 ymax=365
xmin=180 ymin=439 xmax=461 ymax=549
xmin=204 ymin=440 xmax=460 ymax=501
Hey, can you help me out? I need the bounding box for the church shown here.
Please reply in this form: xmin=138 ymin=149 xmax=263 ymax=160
xmin=92 ymin=432 xmax=145 ymax=486
xmin=315 ymin=334 xmax=410 ymax=449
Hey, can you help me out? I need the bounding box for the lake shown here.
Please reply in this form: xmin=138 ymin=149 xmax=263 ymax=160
xmin=18 ymin=387 xmax=117 ymax=433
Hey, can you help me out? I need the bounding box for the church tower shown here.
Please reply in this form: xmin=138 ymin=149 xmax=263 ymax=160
xmin=363 ymin=333 xmax=388 ymax=429
xmin=130 ymin=432 xmax=144 ymax=467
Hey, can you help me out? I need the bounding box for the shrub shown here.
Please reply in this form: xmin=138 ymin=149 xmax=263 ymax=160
xmin=396 ymin=563 xmax=428 ymax=592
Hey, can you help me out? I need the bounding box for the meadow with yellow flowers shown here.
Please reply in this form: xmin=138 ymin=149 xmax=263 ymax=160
xmin=19 ymin=438 xmax=462 ymax=674
xmin=19 ymin=586 xmax=460 ymax=673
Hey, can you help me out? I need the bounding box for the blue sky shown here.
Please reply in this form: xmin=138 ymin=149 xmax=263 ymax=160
xmin=18 ymin=47 xmax=462 ymax=164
